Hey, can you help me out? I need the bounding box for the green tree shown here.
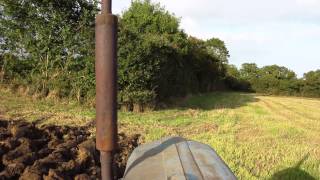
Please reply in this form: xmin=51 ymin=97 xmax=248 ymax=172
xmin=227 ymin=64 xmax=240 ymax=78
xmin=301 ymin=70 xmax=320 ymax=97
xmin=0 ymin=0 xmax=98 ymax=101
xmin=238 ymin=63 xmax=301 ymax=95
xmin=205 ymin=38 xmax=230 ymax=64
xmin=117 ymin=0 xmax=229 ymax=109
xmin=186 ymin=37 xmax=227 ymax=92
xmin=240 ymin=63 xmax=259 ymax=80
xmin=118 ymin=0 xmax=190 ymax=107
xmin=257 ymin=65 xmax=297 ymax=94
xmin=225 ymin=64 xmax=251 ymax=91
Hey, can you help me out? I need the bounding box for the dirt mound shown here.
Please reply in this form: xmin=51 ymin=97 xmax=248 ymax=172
xmin=0 ymin=120 xmax=140 ymax=180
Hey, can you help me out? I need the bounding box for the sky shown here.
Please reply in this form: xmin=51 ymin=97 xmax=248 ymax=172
xmin=113 ymin=0 xmax=320 ymax=77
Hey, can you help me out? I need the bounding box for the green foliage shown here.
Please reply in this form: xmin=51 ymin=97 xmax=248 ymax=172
xmin=2 ymin=0 xmax=318 ymax=109
xmin=254 ymin=65 xmax=298 ymax=94
xmin=240 ymin=63 xmax=259 ymax=83
xmin=117 ymin=0 xmax=228 ymax=109
xmin=1 ymin=0 xmax=229 ymax=109
xmin=301 ymin=70 xmax=320 ymax=97
xmin=205 ymin=38 xmax=230 ymax=65
xmin=225 ymin=64 xmax=251 ymax=91
xmin=119 ymin=89 xmax=156 ymax=106
xmin=182 ymin=37 xmax=228 ymax=93
xmin=228 ymin=63 xmax=320 ymax=97
xmin=0 ymin=0 xmax=98 ymax=101
xmin=118 ymin=0 xmax=183 ymax=103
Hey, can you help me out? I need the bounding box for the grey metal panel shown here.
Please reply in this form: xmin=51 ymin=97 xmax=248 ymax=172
xmin=124 ymin=137 xmax=237 ymax=180
xmin=163 ymin=143 xmax=186 ymax=179
xmin=176 ymin=141 xmax=204 ymax=180
xmin=187 ymin=141 xmax=237 ymax=180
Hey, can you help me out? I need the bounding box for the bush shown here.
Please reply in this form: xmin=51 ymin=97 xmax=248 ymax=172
xmin=1 ymin=0 xmax=231 ymax=110
xmin=117 ymin=1 xmax=228 ymax=106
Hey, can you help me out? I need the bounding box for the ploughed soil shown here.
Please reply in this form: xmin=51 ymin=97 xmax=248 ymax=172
xmin=0 ymin=120 xmax=140 ymax=180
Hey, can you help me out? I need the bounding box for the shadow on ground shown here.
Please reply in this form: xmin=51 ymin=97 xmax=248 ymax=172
xmin=169 ymin=92 xmax=259 ymax=110
xmin=270 ymin=154 xmax=316 ymax=180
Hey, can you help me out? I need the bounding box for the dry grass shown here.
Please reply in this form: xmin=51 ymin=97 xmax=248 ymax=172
xmin=0 ymin=88 xmax=319 ymax=180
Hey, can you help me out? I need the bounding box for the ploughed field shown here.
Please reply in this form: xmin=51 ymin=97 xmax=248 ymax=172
xmin=0 ymin=88 xmax=319 ymax=179
xmin=0 ymin=120 xmax=139 ymax=179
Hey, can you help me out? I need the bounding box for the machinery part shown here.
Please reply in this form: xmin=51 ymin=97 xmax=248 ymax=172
xmin=123 ymin=137 xmax=237 ymax=180
xmin=95 ymin=10 xmax=118 ymax=152
xmin=95 ymin=0 xmax=118 ymax=179
xmin=102 ymin=0 xmax=112 ymax=13
xmin=100 ymin=151 xmax=114 ymax=180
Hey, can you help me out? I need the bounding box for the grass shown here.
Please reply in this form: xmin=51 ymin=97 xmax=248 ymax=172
xmin=0 ymin=88 xmax=319 ymax=180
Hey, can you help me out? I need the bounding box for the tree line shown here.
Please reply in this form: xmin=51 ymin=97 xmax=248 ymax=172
xmin=226 ymin=63 xmax=320 ymax=98
xmin=0 ymin=0 xmax=319 ymax=112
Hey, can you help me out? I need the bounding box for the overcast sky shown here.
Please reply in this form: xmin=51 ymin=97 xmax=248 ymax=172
xmin=113 ymin=0 xmax=320 ymax=77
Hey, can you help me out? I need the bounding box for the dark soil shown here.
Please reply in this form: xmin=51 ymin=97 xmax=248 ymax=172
xmin=0 ymin=120 xmax=140 ymax=180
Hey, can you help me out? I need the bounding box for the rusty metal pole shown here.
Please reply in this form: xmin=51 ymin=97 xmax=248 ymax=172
xmin=95 ymin=0 xmax=118 ymax=179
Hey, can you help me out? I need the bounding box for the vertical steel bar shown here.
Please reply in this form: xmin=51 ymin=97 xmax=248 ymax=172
xmin=95 ymin=0 xmax=117 ymax=179
xmin=101 ymin=0 xmax=112 ymax=13
xmin=100 ymin=151 xmax=113 ymax=180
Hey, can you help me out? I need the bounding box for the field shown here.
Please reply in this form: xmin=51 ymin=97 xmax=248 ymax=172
xmin=0 ymin=88 xmax=319 ymax=179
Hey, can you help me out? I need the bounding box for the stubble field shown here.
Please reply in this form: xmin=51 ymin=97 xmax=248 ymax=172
xmin=0 ymin=88 xmax=319 ymax=179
